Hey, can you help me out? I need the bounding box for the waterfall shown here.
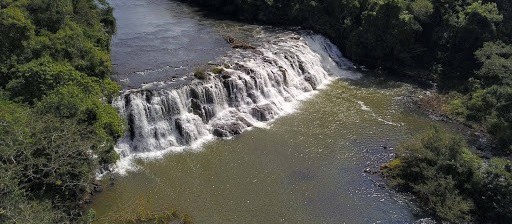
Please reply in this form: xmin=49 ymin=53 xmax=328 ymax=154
xmin=113 ymin=32 xmax=359 ymax=165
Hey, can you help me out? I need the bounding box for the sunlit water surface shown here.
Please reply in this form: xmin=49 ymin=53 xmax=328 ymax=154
xmin=92 ymin=77 xmax=449 ymax=223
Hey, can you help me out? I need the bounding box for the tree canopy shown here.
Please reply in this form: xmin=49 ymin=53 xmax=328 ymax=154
xmin=0 ymin=0 xmax=121 ymax=222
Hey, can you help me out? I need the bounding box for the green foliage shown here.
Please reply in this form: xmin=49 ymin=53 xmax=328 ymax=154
xmin=0 ymin=0 xmax=122 ymax=222
xmin=0 ymin=6 xmax=34 ymax=60
xmin=36 ymin=85 xmax=124 ymax=142
xmin=385 ymin=127 xmax=480 ymax=222
xmin=385 ymin=127 xmax=512 ymax=222
xmin=0 ymin=0 xmax=114 ymax=80
xmin=409 ymin=0 xmax=434 ymax=22
xmin=449 ymin=42 xmax=512 ymax=152
xmin=474 ymin=41 xmax=512 ymax=86
xmin=193 ymin=68 xmax=208 ymax=80
xmin=0 ymin=100 xmax=116 ymax=222
xmin=476 ymin=158 xmax=512 ymax=221
xmin=347 ymin=0 xmax=421 ymax=67
xmin=6 ymin=57 xmax=83 ymax=104
xmin=211 ymin=66 xmax=225 ymax=74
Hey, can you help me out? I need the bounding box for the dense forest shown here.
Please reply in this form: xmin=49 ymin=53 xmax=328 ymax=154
xmin=180 ymin=0 xmax=512 ymax=222
xmin=1 ymin=0 xmax=511 ymax=223
xmin=0 ymin=0 xmax=122 ymax=223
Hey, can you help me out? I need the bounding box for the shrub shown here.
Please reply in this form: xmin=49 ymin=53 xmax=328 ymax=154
xmin=194 ymin=68 xmax=208 ymax=80
xmin=384 ymin=127 xmax=512 ymax=222
xmin=384 ymin=127 xmax=482 ymax=222
xmin=211 ymin=66 xmax=225 ymax=74
xmin=476 ymin=158 xmax=512 ymax=221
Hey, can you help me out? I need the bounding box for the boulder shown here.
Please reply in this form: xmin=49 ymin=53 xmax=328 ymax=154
xmin=250 ymin=104 xmax=275 ymax=121
xmin=212 ymin=122 xmax=246 ymax=137
xmin=223 ymin=35 xmax=256 ymax=50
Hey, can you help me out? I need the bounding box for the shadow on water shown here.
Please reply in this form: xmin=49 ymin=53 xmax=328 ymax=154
xmin=345 ymin=69 xmax=435 ymax=91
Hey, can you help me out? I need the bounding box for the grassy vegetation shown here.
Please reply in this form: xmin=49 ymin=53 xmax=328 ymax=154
xmin=211 ymin=66 xmax=225 ymax=75
xmin=383 ymin=127 xmax=512 ymax=223
xmin=0 ymin=0 xmax=123 ymax=222
xmin=193 ymin=68 xmax=208 ymax=80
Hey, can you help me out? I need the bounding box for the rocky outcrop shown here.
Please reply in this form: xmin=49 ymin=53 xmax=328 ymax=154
xmin=223 ymin=35 xmax=256 ymax=49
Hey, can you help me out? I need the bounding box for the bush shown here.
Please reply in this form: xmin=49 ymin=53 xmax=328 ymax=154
xmin=384 ymin=127 xmax=481 ymax=222
xmin=476 ymin=158 xmax=512 ymax=221
xmin=194 ymin=68 xmax=208 ymax=80
xmin=384 ymin=127 xmax=512 ymax=223
xmin=211 ymin=66 xmax=224 ymax=74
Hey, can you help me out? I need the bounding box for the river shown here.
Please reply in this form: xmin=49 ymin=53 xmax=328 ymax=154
xmin=92 ymin=0 xmax=450 ymax=223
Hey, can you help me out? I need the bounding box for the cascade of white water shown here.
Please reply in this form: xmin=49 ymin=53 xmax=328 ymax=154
xmin=113 ymin=32 xmax=360 ymax=161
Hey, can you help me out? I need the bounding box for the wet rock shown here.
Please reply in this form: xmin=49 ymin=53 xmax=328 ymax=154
xmin=380 ymin=163 xmax=390 ymax=170
xmin=250 ymin=104 xmax=275 ymax=121
xmin=175 ymin=118 xmax=193 ymax=144
xmin=93 ymin=182 xmax=103 ymax=193
xmin=82 ymin=193 xmax=93 ymax=204
xmin=221 ymin=73 xmax=231 ymax=80
xmin=92 ymin=180 xmax=101 ymax=187
xmin=190 ymin=87 xmax=201 ymax=100
xmin=128 ymin=112 xmax=137 ymax=141
xmin=279 ymin=67 xmax=289 ymax=86
xmin=144 ymin=91 xmax=153 ymax=104
xmin=303 ymin=75 xmax=318 ymax=89
xmin=247 ymin=91 xmax=258 ymax=103
xmin=204 ymin=88 xmax=215 ymax=104
xmin=212 ymin=122 xmax=246 ymax=137
xmin=213 ymin=128 xmax=230 ymax=138
xmin=203 ymin=105 xmax=215 ymax=122
xmin=237 ymin=116 xmax=253 ymax=127
xmin=190 ymin=98 xmax=203 ymax=118
xmin=223 ymin=35 xmax=256 ymax=49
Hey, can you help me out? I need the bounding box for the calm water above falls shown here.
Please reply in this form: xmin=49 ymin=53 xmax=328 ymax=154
xmin=109 ymin=0 xmax=229 ymax=87
xmin=93 ymin=0 xmax=450 ymax=223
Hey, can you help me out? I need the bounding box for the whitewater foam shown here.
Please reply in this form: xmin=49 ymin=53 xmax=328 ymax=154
xmin=111 ymin=32 xmax=361 ymax=175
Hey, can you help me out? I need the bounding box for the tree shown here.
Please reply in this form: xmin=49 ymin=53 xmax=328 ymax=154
xmin=5 ymin=57 xmax=83 ymax=104
xmin=476 ymin=158 xmax=512 ymax=222
xmin=384 ymin=127 xmax=482 ymax=222
xmin=0 ymin=100 xmax=102 ymax=220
